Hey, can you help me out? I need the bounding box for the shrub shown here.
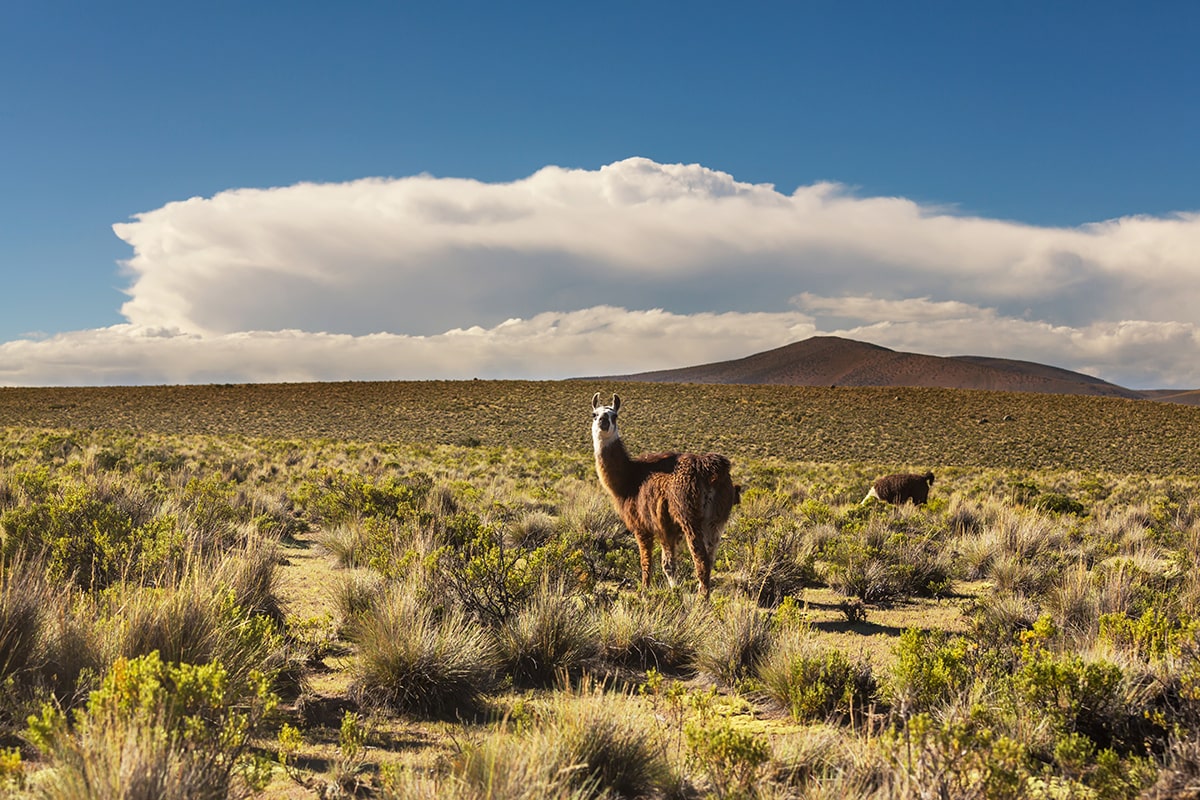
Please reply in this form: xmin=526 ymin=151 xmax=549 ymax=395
xmin=596 ymin=592 xmax=706 ymax=673
xmin=685 ymin=707 xmax=770 ymax=799
xmin=886 ymin=629 xmax=975 ymax=718
xmin=0 ymin=479 xmax=174 ymax=590
xmin=433 ymin=516 xmax=587 ymax=625
xmin=882 ymin=711 xmax=1029 ymax=800
xmin=757 ymin=629 xmax=875 ymax=723
xmin=294 ymin=468 xmax=427 ymax=526
xmin=175 ymin=474 xmax=245 ymax=550
xmin=1033 ymin=492 xmax=1087 ymax=516
xmin=349 ymin=582 xmax=499 ymax=718
xmin=497 ymin=581 xmax=597 ymax=688
xmin=1098 ymin=608 xmax=1200 ymax=664
xmin=695 ymin=600 xmax=774 ymax=689
xmin=1013 ymin=645 xmax=1134 ymax=752
xmin=26 ymin=650 xmax=277 ymax=800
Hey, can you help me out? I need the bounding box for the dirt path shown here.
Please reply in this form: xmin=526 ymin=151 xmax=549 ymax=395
xmin=276 ymin=529 xmax=361 ymax=710
xmin=278 ymin=529 xmax=344 ymax=624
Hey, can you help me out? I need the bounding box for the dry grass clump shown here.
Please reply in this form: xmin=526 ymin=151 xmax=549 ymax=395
xmin=348 ymin=580 xmax=500 ymax=718
xmin=380 ymin=689 xmax=670 ymax=800
xmin=595 ymin=591 xmax=709 ymax=674
xmin=495 ymin=581 xmax=598 ymax=689
xmin=695 ymin=598 xmax=775 ymax=688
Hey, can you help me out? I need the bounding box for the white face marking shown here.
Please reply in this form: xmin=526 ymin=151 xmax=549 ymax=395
xmin=591 ymin=403 xmax=619 ymax=448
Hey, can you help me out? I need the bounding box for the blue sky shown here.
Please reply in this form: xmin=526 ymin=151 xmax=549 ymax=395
xmin=3 ymin=2 xmax=1200 ymax=387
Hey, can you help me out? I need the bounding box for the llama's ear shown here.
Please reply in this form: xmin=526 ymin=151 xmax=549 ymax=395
xmin=612 ymin=394 xmax=621 ymax=412
xmin=592 ymin=392 xmax=601 ymax=409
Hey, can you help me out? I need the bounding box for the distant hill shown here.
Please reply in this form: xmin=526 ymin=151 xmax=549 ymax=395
xmin=1140 ymin=389 xmax=1200 ymax=406
xmin=608 ymin=336 xmax=1163 ymax=400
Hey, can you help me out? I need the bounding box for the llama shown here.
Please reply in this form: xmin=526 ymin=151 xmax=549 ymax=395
xmin=591 ymin=393 xmax=737 ymax=599
xmin=862 ymin=471 xmax=935 ymax=506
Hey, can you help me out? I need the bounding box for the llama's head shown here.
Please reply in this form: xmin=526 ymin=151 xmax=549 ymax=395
xmin=591 ymin=392 xmax=621 ymax=448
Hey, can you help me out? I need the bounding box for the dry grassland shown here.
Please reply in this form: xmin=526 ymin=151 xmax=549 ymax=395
xmin=4 ymin=379 xmax=1200 ymax=472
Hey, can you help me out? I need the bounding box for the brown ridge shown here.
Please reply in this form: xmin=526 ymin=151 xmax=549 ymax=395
xmin=606 ymin=335 xmax=1156 ymax=400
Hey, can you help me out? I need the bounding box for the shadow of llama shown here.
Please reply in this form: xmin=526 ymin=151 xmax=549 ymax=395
xmin=591 ymin=392 xmax=738 ymax=599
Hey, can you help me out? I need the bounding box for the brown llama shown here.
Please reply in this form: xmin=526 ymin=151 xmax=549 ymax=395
xmin=591 ymin=392 xmax=737 ymax=599
xmin=862 ymin=471 xmax=935 ymax=506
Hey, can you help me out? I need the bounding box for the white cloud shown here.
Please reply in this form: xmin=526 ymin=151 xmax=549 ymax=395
xmin=0 ymin=309 xmax=817 ymax=386
xmin=792 ymin=293 xmax=992 ymax=323
xmin=4 ymin=157 xmax=1199 ymax=388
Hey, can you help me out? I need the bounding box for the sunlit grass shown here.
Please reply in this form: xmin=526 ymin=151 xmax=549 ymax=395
xmin=4 ymin=380 xmax=1200 ymax=797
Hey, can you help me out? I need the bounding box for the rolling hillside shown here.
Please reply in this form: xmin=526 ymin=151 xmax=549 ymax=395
xmin=609 ymin=336 xmax=1158 ymax=400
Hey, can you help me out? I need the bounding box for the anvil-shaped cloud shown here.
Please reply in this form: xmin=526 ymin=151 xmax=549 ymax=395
xmin=3 ymin=158 xmax=1198 ymax=387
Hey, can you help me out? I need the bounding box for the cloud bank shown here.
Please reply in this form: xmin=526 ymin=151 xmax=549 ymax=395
xmin=4 ymin=157 xmax=1200 ymax=388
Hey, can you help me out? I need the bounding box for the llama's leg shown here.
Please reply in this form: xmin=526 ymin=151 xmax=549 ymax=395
xmin=691 ymin=542 xmax=712 ymax=599
xmin=682 ymin=528 xmax=711 ymax=599
xmin=660 ymin=535 xmax=680 ymax=588
xmin=654 ymin=500 xmax=682 ymax=588
xmin=633 ymin=528 xmax=655 ymax=587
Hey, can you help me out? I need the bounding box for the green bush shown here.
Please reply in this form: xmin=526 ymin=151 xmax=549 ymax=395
xmin=294 ymin=468 xmax=427 ymax=526
xmin=757 ymin=629 xmax=875 ymax=723
xmin=1033 ymin=492 xmax=1087 ymax=516
xmin=0 ymin=479 xmax=175 ymax=589
xmin=432 ymin=517 xmax=588 ymax=625
xmin=174 ymin=474 xmax=259 ymax=550
xmin=1014 ymin=644 xmax=1136 ymax=752
xmin=685 ymin=714 xmax=770 ymax=799
xmin=26 ymin=650 xmax=277 ymax=800
xmin=883 ymin=712 xmax=1029 ymax=800
xmin=887 ymin=629 xmax=976 ymax=717
xmin=1098 ymin=609 xmax=1200 ymax=663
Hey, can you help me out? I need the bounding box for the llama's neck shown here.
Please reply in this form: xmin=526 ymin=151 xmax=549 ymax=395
xmin=594 ymin=436 xmax=637 ymax=499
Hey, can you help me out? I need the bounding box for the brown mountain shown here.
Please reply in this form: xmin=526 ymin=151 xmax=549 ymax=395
xmin=609 ymin=336 xmax=1149 ymax=399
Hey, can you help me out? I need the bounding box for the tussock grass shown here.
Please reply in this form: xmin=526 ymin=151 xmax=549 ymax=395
xmin=349 ymin=580 xmax=500 ymax=718
xmin=496 ymin=581 xmax=597 ymax=689
xmin=452 ymin=686 xmax=672 ymax=800
xmin=695 ymin=598 xmax=775 ymax=688
xmin=596 ymin=591 xmax=709 ymax=674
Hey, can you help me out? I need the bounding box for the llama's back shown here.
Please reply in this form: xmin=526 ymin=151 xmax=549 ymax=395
xmin=667 ymin=453 xmax=736 ymax=537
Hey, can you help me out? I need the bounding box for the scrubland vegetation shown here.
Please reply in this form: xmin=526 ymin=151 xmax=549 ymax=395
xmin=2 ymin=381 xmax=1200 ymax=798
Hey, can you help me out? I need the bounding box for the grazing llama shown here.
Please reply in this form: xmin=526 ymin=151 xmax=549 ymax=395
xmin=591 ymin=392 xmax=737 ymax=598
xmin=863 ymin=471 xmax=936 ymax=506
